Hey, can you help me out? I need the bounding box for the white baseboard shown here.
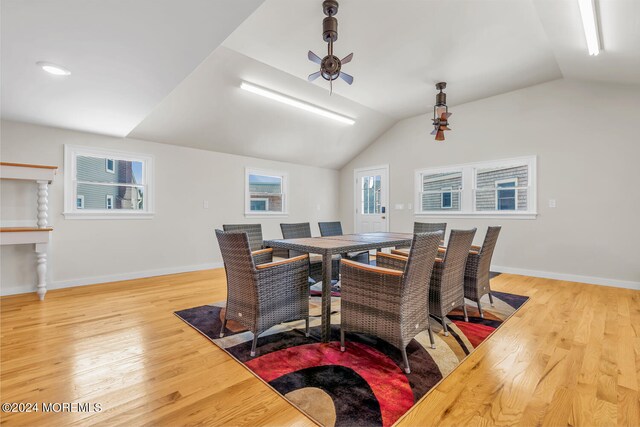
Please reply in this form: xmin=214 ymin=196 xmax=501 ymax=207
xmin=0 ymin=262 xmax=225 ymax=296
xmin=492 ymin=265 xmax=640 ymax=290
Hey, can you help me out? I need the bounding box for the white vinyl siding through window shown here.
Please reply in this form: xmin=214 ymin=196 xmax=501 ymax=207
xmin=415 ymin=156 xmax=536 ymax=218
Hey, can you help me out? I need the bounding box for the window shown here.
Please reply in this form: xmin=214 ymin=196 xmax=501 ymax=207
xmin=245 ymin=168 xmax=288 ymax=215
xmin=105 ymin=158 xmax=115 ymax=173
xmin=250 ymin=199 xmax=269 ymax=211
xmin=64 ymin=145 xmax=154 ymax=219
xmin=415 ymin=156 xmax=536 ymax=218
xmin=496 ymin=179 xmax=517 ymax=210
xmin=441 ymin=187 xmax=453 ymax=209
xmin=361 ymin=175 xmax=382 ymax=214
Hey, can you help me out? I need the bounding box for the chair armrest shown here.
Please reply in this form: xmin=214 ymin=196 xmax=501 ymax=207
xmin=252 ymin=248 xmax=273 ymax=256
xmin=437 ymin=246 xmax=447 ymax=253
xmin=341 ymin=259 xmax=404 ymax=277
xmin=469 ymin=250 xmax=479 ymax=255
xmin=256 ymin=254 xmax=308 ymax=270
xmin=390 ymin=249 xmax=409 ymax=257
xmin=376 ymin=252 xmax=409 ymax=272
xmin=435 ymin=257 xmax=444 ymax=263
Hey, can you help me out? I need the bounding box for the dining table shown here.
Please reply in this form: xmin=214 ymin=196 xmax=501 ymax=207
xmin=264 ymin=231 xmax=414 ymax=342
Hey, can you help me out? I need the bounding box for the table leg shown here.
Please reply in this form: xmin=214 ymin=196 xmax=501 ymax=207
xmin=321 ymin=251 xmax=332 ymax=342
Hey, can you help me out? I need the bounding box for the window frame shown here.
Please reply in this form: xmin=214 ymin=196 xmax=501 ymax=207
xmin=63 ymin=145 xmax=155 ymax=219
xmin=415 ymin=155 xmax=537 ymax=219
xmin=105 ymin=158 xmax=115 ymax=174
xmin=495 ymin=178 xmax=518 ymax=211
xmin=245 ymin=168 xmax=288 ymax=217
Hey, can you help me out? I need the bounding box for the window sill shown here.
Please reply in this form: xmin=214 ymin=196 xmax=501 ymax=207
xmin=244 ymin=212 xmax=289 ymax=219
xmin=63 ymin=211 xmax=155 ymax=220
xmin=415 ymin=212 xmax=537 ymax=220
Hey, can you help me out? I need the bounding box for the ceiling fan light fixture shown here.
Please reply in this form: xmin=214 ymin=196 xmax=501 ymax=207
xmin=240 ymin=82 xmax=355 ymax=125
xmin=577 ymin=0 xmax=601 ymax=56
xmin=431 ymin=82 xmax=452 ymax=141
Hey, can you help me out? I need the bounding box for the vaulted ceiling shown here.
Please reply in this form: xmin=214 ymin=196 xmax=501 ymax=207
xmin=2 ymin=0 xmax=639 ymax=169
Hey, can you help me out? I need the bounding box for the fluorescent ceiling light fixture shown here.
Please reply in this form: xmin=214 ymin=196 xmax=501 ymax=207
xmin=36 ymin=61 xmax=71 ymax=76
xmin=240 ymin=82 xmax=355 ymax=125
xmin=577 ymin=0 xmax=601 ymax=56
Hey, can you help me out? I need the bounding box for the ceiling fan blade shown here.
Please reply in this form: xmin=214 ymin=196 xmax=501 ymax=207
xmin=341 ymin=52 xmax=353 ymax=64
xmin=308 ymin=71 xmax=322 ymax=82
xmin=308 ymin=50 xmax=322 ymax=65
xmin=339 ymin=72 xmax=354 ymax=85
xmin=435 ymin=130 xmax=445 ymax=141
xmin=441 ymin=126 xmax=451 ymax=131
xmin=430 ymin=128 xmax=438 ymax=135
xmin=444 ymin=112 xmax=452 ymax=119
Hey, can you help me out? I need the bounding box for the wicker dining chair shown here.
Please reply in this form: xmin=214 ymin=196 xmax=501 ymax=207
xmin=318 ymin=221 xmax=370 ymax=264
xmin=340 ymin=231 xmax=443 ymax=374
xmin=464 ymin=226 xmax=501 ymax=318
xmin=222 ymin=224 xmax=273 ymax=265
xmin=280 ymin=222 xmax=339 ymax=282
xmin=216 ymin=229 xmax=310 ymax=357
xmin=396 ymin=222 xmax=447 ymax=249
xmin=429 ymin=228 xmax=477 ymax=336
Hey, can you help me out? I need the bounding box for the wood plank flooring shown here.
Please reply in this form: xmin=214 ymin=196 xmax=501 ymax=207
xmin=1 ymin=270 xmax=638 ymax=426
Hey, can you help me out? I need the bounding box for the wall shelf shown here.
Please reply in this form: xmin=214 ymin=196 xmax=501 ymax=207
xmin=0 ymin=162 xmax=58 ymax=300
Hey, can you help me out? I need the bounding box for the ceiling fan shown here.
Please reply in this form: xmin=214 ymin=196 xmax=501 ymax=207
xmin=431 ymin=82 xmax=452 ymax=141
xmin=307 ymin=0 xmax=354 ymax=94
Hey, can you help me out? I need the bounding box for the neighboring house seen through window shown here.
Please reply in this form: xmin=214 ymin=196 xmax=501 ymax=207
xmin=415 ymin=156 xmax=536 ymax=218
xmin=245 ymin=168 xmax=288 ymax=215
xmin=64 ymin=145 xmax=154 ymax=219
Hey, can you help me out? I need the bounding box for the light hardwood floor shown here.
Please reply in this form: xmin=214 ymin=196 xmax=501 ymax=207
xmin=1 ymin=270 xmax=638 ymax=426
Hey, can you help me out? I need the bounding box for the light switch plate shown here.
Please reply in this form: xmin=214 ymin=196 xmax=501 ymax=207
xmin=203 ymin=200 xmax=209 ymax=209
xmin=548 ymin=199 xmax=556 ymax=208
xmin=394 ymin=203 xmax=405 ymax=210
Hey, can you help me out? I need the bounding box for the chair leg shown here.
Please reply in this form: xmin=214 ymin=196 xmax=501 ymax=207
xmin=488 ymin=292 xmax=495 ymax=307
xmin=477 ymin=301 xmax=484 ymax=319
xmin=427 ymin=322 xmax=436 ymax=349
xmin=219 ymin=318 xmax=227 ymax=338
xmin=340 ymin=329 xmax=346 ymax=352
xmin=250 ymin=333 xmax=258 ymax=357
xmin=305 ymin=317 xmax=310 ymax=337
xmin=441 ymin=317 xmax=449 ymax=336
xmin=463 ymin=303 xmax=469 ymax=322
xmin=401 ymin=347 xmax=411 ymax=374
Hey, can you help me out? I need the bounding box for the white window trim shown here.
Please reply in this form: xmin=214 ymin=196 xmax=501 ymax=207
xmin=441 ymin=186 xmax=453 ymax=209
xmin=245 ymin=168 xmax=289 ymax=217
xmin=495 ymin=178 xmax=518 ymax=211
xmin=415 ymin=155 xmax=537 ymax=219
xmin=105 ymin=158 xmax=115 ymax=174
xmin=64 ymin=145 xmax=155 ymax=220
xmin=106 ymin=194 xmax=114 ymax=209
xmin=76 ymin=195 xmax=85 ymax=209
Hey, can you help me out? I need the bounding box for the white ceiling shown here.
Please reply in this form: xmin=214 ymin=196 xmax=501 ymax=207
xmin=2 ymin=0 xmax=639 ymax=169
xmin=129 ymin=47 xmax=394 ymax=169
xmin=223 ymin=0 xmax=563 ymax=119
xmin=0 ymin=0 xmax=265 ymax=136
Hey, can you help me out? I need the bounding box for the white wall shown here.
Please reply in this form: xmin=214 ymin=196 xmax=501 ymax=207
xmin=339 ymin=79 xmax=640 ymax=288
xmin=0 ymin=120 xmax=339 ymax=295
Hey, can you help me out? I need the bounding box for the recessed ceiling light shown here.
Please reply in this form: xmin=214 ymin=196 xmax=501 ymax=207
xmin=240 ymin=82 xmax=355 ymax=125
xmin=36 ymin=61 xmax=71 ymax=76
xmin=577 ymin=0 xmax=601 ymax=56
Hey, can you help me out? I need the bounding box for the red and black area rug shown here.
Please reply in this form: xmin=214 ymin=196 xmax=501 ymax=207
xmin=175 ymin=290 xmax=528 ymax=427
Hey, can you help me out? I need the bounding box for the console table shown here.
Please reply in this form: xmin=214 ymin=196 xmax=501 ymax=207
xmin=0 ymin=162 xmax=58 ymax=300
